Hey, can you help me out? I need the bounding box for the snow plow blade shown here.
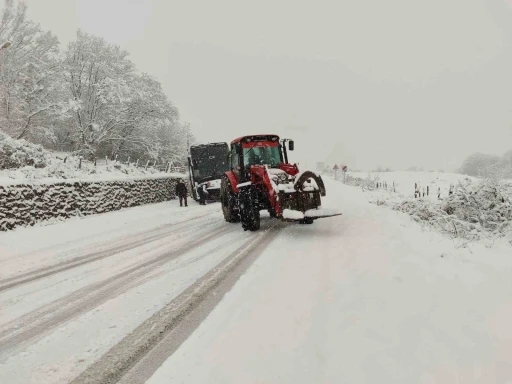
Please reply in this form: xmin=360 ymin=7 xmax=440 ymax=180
xmin=282 ymin=208 xmax=342 ymax=222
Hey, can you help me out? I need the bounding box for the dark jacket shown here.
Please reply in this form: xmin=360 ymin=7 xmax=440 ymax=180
xmin=176 ymin=182 xmax=187 ymax=196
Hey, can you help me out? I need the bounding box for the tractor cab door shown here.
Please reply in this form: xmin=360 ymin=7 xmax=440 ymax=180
xmin=229 ymin=143 xmax=242 ymax=180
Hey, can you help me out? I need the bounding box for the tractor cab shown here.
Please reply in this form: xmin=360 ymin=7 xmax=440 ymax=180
xmin=228 ymin=135 xmax=295 ymax=181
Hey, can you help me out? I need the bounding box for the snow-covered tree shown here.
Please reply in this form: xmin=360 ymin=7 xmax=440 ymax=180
xmin=1 ymin=1 xmax=194 ymax=164
xmin=459 ymin=152 xmax=501 ymax=177
xmin=102 ymin=73 xmax=180 ymax=160
xmin=0 ymin=0 xmax=64 ymax=142
xmin=62 ymin=29 xmax=137 ymax=157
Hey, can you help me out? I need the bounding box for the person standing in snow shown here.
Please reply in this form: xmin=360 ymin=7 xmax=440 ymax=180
xmin=175 ymin=179 xmax=188 ymax=207
xmin=198 ymin=182 xmax=209 ymax=205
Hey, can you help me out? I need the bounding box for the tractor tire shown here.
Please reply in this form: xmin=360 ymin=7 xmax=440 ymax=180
xmin=221 ymin=176 xmax=239 ymax=223
xmin=240 ymin=187 xmax=260 ymax=231
xmin=300 ymin=217 xmax=314 ymax=225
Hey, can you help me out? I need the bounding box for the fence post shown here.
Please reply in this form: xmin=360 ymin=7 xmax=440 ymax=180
xmin=145 ymin=160 xmax=150 ymax=170
xmin=94 ymin=158 xmax=97 ymax=167
xmin=136 ymin=159 xmax=139 ymax=167
xmin=427 ymin=186 xmax=429 ymax=196
xmin=78 ymin=156 xmax=82 ymax=169
xmin=115 ymin=154 xmax=119 ymax=163
xmin=105 ymin=155 xmax=108 ymax=166
xmin=63 ymin=156 xmax=67 ymax=163
xmin=127 ymin=156 xmax=131 ymax=166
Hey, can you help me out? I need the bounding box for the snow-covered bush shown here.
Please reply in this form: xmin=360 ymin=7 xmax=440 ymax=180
xmin=388 ymin=178 xmax=512 ymax=245
xmin=0 ymin=131 xmax=49 ymax=169
xmin=345 ymin=173 xmax=379 ymax=191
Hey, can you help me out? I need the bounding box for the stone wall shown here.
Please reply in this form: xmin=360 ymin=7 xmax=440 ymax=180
xmin=0 ymin=176 xmax=181 ymax=231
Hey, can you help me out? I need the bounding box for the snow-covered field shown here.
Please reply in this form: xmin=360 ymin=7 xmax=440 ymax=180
xmin=347 ymin=171 xmax=480 ymax=199
xmin=1 ymin=176 xmax=512 ymax=383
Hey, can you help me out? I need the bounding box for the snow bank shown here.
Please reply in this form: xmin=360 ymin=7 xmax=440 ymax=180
xmin=0 ymin=131 xmax=185 ymax=186
xmin=282 ymin=209 xmax=304 ymax=220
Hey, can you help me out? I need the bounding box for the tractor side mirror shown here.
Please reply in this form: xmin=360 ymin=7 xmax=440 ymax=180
xmin=288 ymin=140 xmax=294 ymax=151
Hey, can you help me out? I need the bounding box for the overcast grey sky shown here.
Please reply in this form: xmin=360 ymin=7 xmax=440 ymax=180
xmin=19 ymin=0 xmax=512 ymax=171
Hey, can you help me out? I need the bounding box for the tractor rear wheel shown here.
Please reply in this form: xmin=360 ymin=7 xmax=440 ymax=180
xmin=221 ymin=176 xmax=239 ymax=223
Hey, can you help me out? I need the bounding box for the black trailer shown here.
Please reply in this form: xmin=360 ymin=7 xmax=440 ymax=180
xmin=188 ymin=142 xmax=230 ymax=202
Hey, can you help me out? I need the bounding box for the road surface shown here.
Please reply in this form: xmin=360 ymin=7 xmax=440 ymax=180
xmin=1 ymin=178 xmax=512 ymax=383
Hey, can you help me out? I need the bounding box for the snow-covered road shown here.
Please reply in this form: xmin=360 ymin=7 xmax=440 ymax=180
xmin=1 ymin=178 xmax=512 ymax=383
xmin=0 ymin=200 xmax=261 ymax=383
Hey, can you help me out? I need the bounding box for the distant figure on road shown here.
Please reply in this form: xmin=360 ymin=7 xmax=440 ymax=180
xmin=198 ymin=183 xmax=209 ymax=205
xmin=176 ymin=179 xmax=188 ymax=207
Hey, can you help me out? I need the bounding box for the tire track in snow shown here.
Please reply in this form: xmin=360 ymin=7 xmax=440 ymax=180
xmin=72 ymin=221 xmax=285 ymax=384
xmin=0 ymin=223 xmax=239 ymax=359
xmin=0 ymin=211 xmax=218 ymax=292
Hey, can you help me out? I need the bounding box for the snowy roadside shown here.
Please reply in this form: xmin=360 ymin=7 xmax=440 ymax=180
xmin=338 ymin=172 xmax=512 ymax=249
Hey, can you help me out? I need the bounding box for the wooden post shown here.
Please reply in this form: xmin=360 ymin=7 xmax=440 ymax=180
xmin=427 ymin=186 xmax=429 ymax=196
xmin=63 ymin=156 xmax=67 ymax=163
xmin=127 ymin=156 xmax=131 ymax=166
xmin=136 ymin=159 xmax=139 ymax=167
xmin=105 ymin=155 xmax=108 ymax=165
xmin=115 ymin=154 xmax=119 ymax=163
xmin=94 ymin=158 xmax=97 ymax=167
xmin=78 ymin=157 xmax=82 ymax=169
xmin=145 ymin=160 xmax=150 ymax=170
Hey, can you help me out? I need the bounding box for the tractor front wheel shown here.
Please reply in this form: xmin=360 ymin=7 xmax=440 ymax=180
xmin=240 ymin=187 xmax=260 ymax=231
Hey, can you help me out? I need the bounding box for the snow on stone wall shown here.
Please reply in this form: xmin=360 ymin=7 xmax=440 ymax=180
xmin=0 ymin=176 xmax=181 ymax=231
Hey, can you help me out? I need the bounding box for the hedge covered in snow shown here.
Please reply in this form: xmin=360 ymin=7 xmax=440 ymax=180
xmin=375 ymin=178 xmax=512 ymax=246
xmin=0 ymin=176 xmax=181 ymax=231
xmin=0 ymin=131 xmax=49 ymax=170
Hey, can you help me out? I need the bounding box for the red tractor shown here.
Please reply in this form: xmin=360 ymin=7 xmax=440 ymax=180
xmin=220 ymin=134 xmax=342 ymax=231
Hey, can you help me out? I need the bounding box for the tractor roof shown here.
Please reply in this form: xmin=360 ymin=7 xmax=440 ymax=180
xmin=231 ymin=134 xmax=280 ymax=145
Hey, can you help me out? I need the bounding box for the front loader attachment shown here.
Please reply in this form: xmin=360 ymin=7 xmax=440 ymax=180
xmin=278 ymin=170 xmax=341 ymax=223
xmin=282 ymin=207 xmax=342 ymax=222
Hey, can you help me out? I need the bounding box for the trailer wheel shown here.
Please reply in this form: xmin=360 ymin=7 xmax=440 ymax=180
xmin=221 ymin=176 xmax=240 ymax=223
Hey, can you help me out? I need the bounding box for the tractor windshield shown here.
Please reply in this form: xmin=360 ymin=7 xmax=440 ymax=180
xmin=243 ymin=145 xmax=281 ymax=167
